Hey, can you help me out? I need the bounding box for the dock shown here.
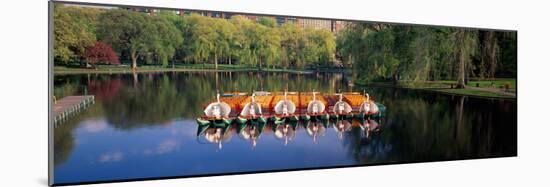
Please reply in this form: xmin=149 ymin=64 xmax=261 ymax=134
xmin=53 ymin=95 xmax=95 ymax=125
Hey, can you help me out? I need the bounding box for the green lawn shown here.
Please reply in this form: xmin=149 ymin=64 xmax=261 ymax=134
xmin=423 ymin=79 xmax=516 ymax=89
xmin=53 ymin=64 xmax=325 ymax=74
xmin=466 ymin=79 xmax=516 ymax=89
xmin=434 ymin=88 xmax=515 ymax=98
xmin=367 ymin=78 xmax=516 ymax=99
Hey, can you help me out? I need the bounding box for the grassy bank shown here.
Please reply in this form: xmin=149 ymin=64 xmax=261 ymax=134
xmin=53 ymin=64 xmax=349 ymax=74
xmin=364 ymin=79 xmax=516 ymax=99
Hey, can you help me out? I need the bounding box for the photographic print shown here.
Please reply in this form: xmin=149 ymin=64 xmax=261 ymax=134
xmin=50 ymin=1 xmax=517 ymax=185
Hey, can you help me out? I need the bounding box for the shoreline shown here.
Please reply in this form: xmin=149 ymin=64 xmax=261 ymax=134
xmin=54 ymin=66 xmax=515 ymax=100
xmin=53 ymin=67 xmax=350 ymax=75
xmin=361 ymin=82 xmax=516 ymax=100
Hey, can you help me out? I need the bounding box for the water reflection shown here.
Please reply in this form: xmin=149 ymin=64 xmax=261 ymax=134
xmin=274 ymin=123 xmax=296 ymax=146
xmin=196 ymin=118 xmax=384 ymax=149
xmin=53 ymin=72 xmax=516 ymax=184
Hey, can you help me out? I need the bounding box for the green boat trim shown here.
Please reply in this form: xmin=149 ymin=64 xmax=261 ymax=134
xmin=272 ymin=115 xmax=299 ymax=124
xmin=196 ymin=118 xmax=211 ymax=126
xmin=289 ymin=121 xmax=299 ymax=130
xmin=270 ymin=116 xmax=281 ymax=121
xmin=196 ymin=124 xmax=210 ymax=136
xmin=289 ymin=115 xmax=299 ymax=122
xmin=236 ymin=123 xmax=247 ymax=134
xmin=258 ymin=116 xmax=268 ymax=123
xmin=211 ymin=119 xmax=230 ymax=128
xmin=319 ymin=113 xmax=330 ymax=120
xmin=257 ymin=122 xmax=267 ymax=134
xmin=223 ymin=123 xmax=232 ymax=134
xmin=237 ymin=115 xmax=268 ymax=124
xmin=273 ymin=119 xmax=286 ymax=125
xmin=271 ymin=115 xmax=299 ymax=122
xmin=236 ymin=116 xmax=247 ymax=124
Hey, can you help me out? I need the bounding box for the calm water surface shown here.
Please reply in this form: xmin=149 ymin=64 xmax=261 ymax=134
xmin=53 ymin=72 xmax=517 ymax=184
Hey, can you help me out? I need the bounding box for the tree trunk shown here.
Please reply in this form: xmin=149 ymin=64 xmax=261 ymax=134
xmin=214 ymin=53 xmax=218 ymax=69
xmin=132 ymin=71 xmax=138 ymax=89
xmin=228 ymin=57 xmax=232 ymax=65
xmin=456 ymin=30 xmax=466 ymax=89
xmin=482 ymin=31 xmax=498 ymax=78
xmin=131 ymin=50 xmax=138 ymax=71
xmin=457 ymin=51 xmax=466 ymax=88
xmin=258 ymin=56 xmax=262 ymax=70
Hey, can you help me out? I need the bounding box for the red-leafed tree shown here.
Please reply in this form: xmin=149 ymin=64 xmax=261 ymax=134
xmin=83 ymin=41 xmax=120 ymax=67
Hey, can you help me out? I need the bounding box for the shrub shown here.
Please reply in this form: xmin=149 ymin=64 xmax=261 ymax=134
xmin=83 ymin=41 xmax=120 ymax=66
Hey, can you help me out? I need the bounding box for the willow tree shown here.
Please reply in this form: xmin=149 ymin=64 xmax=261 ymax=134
xmin=479 ymin=31 xmax=499 ymax=78
xmin=154 ymin=11 xmax=184 ymax=67
xmin=211 ymin=18 xmax=236 ymax=69
xmin=180 ymin=14 xmax=216 ymax=65
xmin=279 ymin=23 xmax=306 ymax=68
xmin=451 ymin=28 xmax=478 ymax=88
xmin=337 ymin=23 xmax=370 ymax=69
xmin=258 ymin=26 xmax=281 ymax=69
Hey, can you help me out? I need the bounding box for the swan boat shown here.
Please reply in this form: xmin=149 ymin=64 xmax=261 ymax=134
xmin=196 ymin=91 xmax=386 ymax=129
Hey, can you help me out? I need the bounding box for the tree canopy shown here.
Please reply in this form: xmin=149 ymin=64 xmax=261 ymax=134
xmin=54 ymin=5 xmax=516 ymax=83
xmin=54 ymin=6 xmax=337 ymax=70
xmin=337 ymin=22 xmax=516 ymax=85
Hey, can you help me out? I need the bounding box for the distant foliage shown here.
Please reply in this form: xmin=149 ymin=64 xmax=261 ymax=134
xmin=337 ymin=23 xmax=517 ymax=84
xmin=83 ymin=41 xmax=120 ymax=65
xmin=54 ymin=5 xmax=336 ymax=69
xmin=53 ymin=4 xmax=97 ymax=64
xmin=53 ymin=4 xmax=516 ymax=81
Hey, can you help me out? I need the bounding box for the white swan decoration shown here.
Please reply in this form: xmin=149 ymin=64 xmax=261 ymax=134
xmin=204 ymin=93 xmax=231 ymax=119
xmin=274 ymin=92 xmax=296 ymax=116
xmin=240 ymin=93 xmax=263 ymax=117
xmin=332 ymin=94 xmax=352 ymax=114
xmin=307 ymin=92 xmax=325 ymax=114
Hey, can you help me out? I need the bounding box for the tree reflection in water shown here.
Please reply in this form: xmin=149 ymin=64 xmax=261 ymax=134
xmin=53 ymin=72 xmax=516 ymax=168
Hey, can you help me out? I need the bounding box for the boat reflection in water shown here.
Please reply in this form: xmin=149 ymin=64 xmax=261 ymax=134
xmin=200 ymin=126 xmax=233 ymax=150
xmin=274 ymin=123 xmax=296 ymax=146
xmin=239 ymin=123 xmax=264 ymax=148
xmin=196 ymin=90 xmax=387 ymax=149
xmin=305 ymin=120 xmax=327 ymax=143
xmin=359 ymin=119 xmax=380 ymax=138
xmin=333 ymin=119 xmax=352 ymax=140
xmin=196 ymin=117 xmax=383 ymax=149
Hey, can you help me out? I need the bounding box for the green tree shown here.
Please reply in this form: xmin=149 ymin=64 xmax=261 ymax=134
xmin=478 ymin=31 xmax=499 ymax=78
xmin=180 ymin=14 xmax=215 ymax=65
xmin=150 ymin=14 xmax=183 ymax=67
xmin=211 ymin=18 xmax=236 ymax=69
xmin=97 ymin=9 xmax=157 ymax=70
xmin=451 ymin=28 xmax=478 ymax=88
xmin=258 ymin=25 xmax=281 ymax=69
xmin=53 ymin=5 xmax=96 ymax=64
xmin=279 ymin=23 xmax=306 ymax=68
xmin=258 ymin=17 xmax=277 ymax=28
xmin=305 ymin=29 xmax=336 ymax=67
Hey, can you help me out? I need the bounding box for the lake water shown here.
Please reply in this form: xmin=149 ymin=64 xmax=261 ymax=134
xmin=52 ymin=71 xmax=517 ymax=185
